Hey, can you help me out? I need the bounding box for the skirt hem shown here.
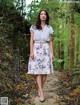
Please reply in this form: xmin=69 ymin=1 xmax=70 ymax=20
xmin=27 ymin=71 xmax=54 ymax=75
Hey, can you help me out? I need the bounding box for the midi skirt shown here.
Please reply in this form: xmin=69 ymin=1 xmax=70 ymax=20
xmin=28 ymin=41 xmax=54 ymax=75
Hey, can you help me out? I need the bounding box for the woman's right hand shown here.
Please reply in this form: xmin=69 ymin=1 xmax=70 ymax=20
xmin=30 ymin=52 xmax=34 ymax=59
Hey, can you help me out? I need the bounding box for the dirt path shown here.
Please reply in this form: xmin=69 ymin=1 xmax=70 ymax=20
xmin=32 ymin=71 xmax=65 ymax=105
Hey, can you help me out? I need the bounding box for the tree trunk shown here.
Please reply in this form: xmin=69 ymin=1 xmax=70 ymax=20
xmin=61 ymin=42 xmax=64 ymax=69
xmin=69 ymin=3 xmax=75 ymax=70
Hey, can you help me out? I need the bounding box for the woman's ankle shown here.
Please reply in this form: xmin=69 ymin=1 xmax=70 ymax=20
xmin=38 ymin=89 xmax=41 ymax=97
xmin=40 ymin=90 xmax=44 ymax=98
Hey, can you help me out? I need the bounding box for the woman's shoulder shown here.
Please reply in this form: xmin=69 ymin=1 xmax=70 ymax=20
xmin=47 ymin=25 xmax=54 ymax=34
xmin=30 ymin=24 xmax=37 ymax=32
xmin=31 ymin=24 xmax=36 ymax=30
xmin=47 ymin=25 xmax=53 ymax=28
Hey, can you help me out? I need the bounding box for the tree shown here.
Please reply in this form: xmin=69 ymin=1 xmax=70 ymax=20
xmin=69 ymin=2 xmax=75 ymax=70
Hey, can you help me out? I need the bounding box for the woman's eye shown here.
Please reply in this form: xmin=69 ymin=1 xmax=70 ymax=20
xmin=41 ymin=13 xmax=46 ymax=15
xmin=41 ymin=13 xmax=43 ymax=15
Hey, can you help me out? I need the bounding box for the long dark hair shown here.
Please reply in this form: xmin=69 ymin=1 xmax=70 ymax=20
xmin=35 ymin=9 xmax=49 ymax=30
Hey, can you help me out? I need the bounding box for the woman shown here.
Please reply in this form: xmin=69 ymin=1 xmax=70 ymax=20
xmin=28 ymin=9 xmax=54 ymax=102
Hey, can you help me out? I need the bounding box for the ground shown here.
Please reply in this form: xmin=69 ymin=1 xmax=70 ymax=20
xmin=30 ymin=71 xmax=66 ymax=105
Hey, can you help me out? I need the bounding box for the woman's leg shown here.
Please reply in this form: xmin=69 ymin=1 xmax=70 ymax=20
xmin=36 ymin=75 xmax=44 ymax=98
xmin=41 ymin=74 xmax=47 ymax=88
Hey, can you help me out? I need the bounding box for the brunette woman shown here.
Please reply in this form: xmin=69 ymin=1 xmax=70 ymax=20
xmin=28 ymin=9 xmax=54 ymax=102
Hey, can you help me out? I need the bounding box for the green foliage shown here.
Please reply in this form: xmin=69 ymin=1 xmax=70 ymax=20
xmin=26 ymin=0 xmax=40 ymax=24
xmin=74 ymin=12 xmax=80 ymax=27
xmin=0 ymin=0 xmax=80 ymax=104
xmin=0 ymin=0 xmax=31 ymax=104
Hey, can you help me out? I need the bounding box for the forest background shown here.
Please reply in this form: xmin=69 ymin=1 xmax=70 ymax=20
xmin=0 ymin=0 xmax=80 ymax=105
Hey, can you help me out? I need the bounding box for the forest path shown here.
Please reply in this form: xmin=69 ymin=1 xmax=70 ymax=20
xmin=31 ymin=71 xmax=65 ymax=105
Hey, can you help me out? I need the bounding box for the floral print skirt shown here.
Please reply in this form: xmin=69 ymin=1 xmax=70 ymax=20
xmin=28 ymin=41 xmax=54 ymax=75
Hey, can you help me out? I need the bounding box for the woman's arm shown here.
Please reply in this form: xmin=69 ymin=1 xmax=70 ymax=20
xmin=30 ymin=31 xmax=34 ymax=59
xmin=49 ymin=35 xmax=54 ymax=59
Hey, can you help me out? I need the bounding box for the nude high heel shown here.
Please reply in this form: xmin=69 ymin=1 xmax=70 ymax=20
xmin=39 ymin=97 xmax=45 ymax=102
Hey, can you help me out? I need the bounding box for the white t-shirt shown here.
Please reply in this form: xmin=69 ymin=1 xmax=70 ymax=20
xmin=30 ymin=24 xmax=54 ymax=41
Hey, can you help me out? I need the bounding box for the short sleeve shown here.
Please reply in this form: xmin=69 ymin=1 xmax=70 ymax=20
xmin=49 ymin=26 xmax=54 ymax=35
xmin=30 ymin=25 xmax=35 ymax=32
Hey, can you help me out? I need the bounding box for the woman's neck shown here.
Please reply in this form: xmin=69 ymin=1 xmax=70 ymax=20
xmin=41 ymin=21 xmax=46 ymax=26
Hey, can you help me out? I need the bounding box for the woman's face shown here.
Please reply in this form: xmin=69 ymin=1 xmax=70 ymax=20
xmin=40 ymin=11 xmax=47 ymax=21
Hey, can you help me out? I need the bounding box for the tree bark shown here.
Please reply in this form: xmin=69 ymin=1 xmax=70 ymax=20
xmin=69 ymin=3 xmax=75 ymax=70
